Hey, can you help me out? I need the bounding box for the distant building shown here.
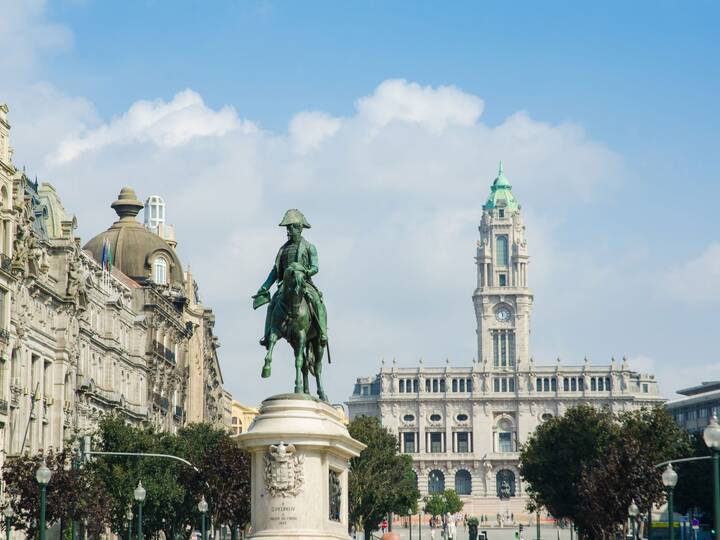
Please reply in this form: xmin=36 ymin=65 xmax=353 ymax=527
xmin=666 ymin=381 xmax=720 ymax=433
xmin=347 ymin=165 xmax=664 ymax=518
xmin=229 ymin=400 xmax=259 ymax=436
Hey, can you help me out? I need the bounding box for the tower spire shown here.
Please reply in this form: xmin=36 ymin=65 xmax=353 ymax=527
xmin=498 ymin=160 xmax=504 ymax=176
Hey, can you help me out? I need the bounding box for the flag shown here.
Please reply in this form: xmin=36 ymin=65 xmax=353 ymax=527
xmin=107 ymin=242 xmax=113 ymax=272
xmin=101 ymin=238 xmax=107 ymax=270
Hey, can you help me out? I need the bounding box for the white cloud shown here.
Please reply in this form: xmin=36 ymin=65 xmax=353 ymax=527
xmin=662 ymin=243 xmax=720 ymax=304
xmin=628 ymin=355 xmax=656 ymax=373
xmin=355 ymin=79 xmax=484 ymax=133
xmin=289 ymin=111 xmax=342 ymax=155
xmin=52 ymin=90 xmax=250 ymax=164
xmin=0 ymin=0 xmax=73 ymax=75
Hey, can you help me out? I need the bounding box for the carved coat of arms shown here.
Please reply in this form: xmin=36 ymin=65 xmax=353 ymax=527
xmin=264 ymin=442 xmax=304 ymax=497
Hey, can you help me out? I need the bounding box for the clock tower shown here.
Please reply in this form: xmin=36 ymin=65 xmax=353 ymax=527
xmin=473 ymin=163 xmax=533 ymax=371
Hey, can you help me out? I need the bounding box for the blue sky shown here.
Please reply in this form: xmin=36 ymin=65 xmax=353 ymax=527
xmin=2 ymin=0 xmax=719 ymax=404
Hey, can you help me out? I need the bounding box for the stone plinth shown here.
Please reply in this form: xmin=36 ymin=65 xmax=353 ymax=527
xmin=237 ymin=394 xmax=365 ymax=540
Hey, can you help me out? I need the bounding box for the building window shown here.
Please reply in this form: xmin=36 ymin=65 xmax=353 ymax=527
xmin=571 ymin=378 xmax=577 ymax=392
xmin=494 ymin=377 xmax=515 ymax=393
xmin=428 ymin=432 xmax=444 ymax=453
xmin=498 ymin=209 xmax=505 ymax=218
xmin=455 ymin=470 xmax=472 ymax=495
xmin=496 ymin=469 xmax=516 ymax=499
xmin=643 ymin=383 xmax=649 ymax=393
xmin=452 ymin=379 xmax=457 ymax=392
xmin=432 ymin=379 xmax=438 ymax=393
xmin=563 ymin=378 xmax=569 ymax=391
xmin=231 ymin=417 xmax=237 ymax=425
xmin=499 ymin=432 xmax=513 ymax=453
xmin=496 ymin=235 xmax=509 ymax=266
xmin=413 ymin=379 xmax=419 ymax=392
xmin=430 ymin=413 xmax=442 ymax=422
xmin=399 ymin=379 xmax=405 ymax=393
xmin=499 ymin=274 xmax=507 ymax=286
xmin=428 ymin=470 xmax=445 ymax=494
xmin=154 ymin=257 xmax=167 ymax=285
xmin=456 ymin=432 xmax=471 ymax=453
xmin=551 ymin=378 xmax=557 ymax=391
xmin=403 ymin=432 xmax=417 ymax=453
xmin=492 ymin=330 xmax=516 ymax=367
xmin=425 ymin=379 xmax=431 ymax=392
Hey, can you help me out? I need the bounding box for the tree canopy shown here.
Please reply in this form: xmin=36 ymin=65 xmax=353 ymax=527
xmin=348 ymin=416 xmax=420 ymax=540
xmin=1 ymin=417 xmax=251 ymax=539
xmin=520 ymin=405 xmax=691 ymax=540
xmin=423 ymin=489 xmax=464 ymax=518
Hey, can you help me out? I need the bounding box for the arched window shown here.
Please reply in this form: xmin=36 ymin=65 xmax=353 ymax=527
xmin=496 ymin=235 xmax=509 ymax=266
xmin=154 ymin=257 xmax=167 ymax=285
xmin=496 ymin=469 xmax=516 ymax=499
xmin=455 ymin=470 xmax=472 ymax=495
xmin=428 ymin=469 xmax=445 ymax=494
xmin=496 ymin=418 xmax=515 ymax=453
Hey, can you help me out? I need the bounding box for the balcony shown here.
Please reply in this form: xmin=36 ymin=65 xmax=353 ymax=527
xmin=153 ymin=393 xmax=169 ymax=411
xmin=0 ymin=399 xmax=7 ymax=415
xmin=0 ymin=328 xmax=9 ymax=343
xmin=153 ymin=342 xmax=176 ymax=364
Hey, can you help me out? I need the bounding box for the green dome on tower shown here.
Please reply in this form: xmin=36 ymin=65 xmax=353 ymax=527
xmin=483 ymin=162 xmax=519 ymax=211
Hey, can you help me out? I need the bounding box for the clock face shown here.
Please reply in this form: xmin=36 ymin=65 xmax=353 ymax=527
xmin=495 ymin=307 xmax=512 ymax=322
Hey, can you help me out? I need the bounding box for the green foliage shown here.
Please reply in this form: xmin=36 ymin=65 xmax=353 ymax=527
xmin=348 ymin=416 xmax=420 ymax=539
xmin=423 ymin=490 xmax=464 ymax=517
xmin=520 ymin=405 xmax=690 ymax=540
xmin=423 ymin=493 xmax=445 ymax=517
xmin=443 ymin=489 xmax=464 ymax=515
xmin=88 ymin=416 xmax=251 ymax=537
xmin=2 ymin=448 xmax=110 ymax=538
xmin=673 ymin=432 xmax=713 ymax=515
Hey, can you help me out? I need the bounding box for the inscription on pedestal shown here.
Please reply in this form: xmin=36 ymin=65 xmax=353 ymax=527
xmin=269 ymin=504 xmax=299 ymax=526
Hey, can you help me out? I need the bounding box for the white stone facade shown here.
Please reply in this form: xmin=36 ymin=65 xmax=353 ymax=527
xmin=347 ymin=165 xmax=665 ymax=518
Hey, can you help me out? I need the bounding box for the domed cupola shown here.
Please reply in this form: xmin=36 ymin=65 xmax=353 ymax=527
xmin=83 ymin=187 xmax=184 ymax=288
xmin=483 ymin=162 xmax=519 ymax=211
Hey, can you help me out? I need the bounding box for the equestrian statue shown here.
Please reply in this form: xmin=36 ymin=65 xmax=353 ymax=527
xmin=252 ymin=209 xmax=329 ymax=401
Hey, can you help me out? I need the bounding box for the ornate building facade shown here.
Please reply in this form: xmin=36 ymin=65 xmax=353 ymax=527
xmin=0 ymin=104 xmax=231 ymax=468
xmin=347 ymin=165 xmax=665 ymax=517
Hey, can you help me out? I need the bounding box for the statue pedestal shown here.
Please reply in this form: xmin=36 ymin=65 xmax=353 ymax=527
xmin=237 ymin=394 xmax=365 ymax=540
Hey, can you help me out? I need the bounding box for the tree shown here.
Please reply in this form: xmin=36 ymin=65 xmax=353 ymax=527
xmin=2 ymin=449 xmax=111 ymax=538
xmin=520 ymin=405 xmax=616 ymax=527
xmin=348 ymin=416 xmax=420 ymax=540
xmin=520 ymin=405 xmax=691 ymax=540
xmin=673 ymin=432 xmax=713 ymax=519
xmin=423 ymin=490 xmax=464 ymax=518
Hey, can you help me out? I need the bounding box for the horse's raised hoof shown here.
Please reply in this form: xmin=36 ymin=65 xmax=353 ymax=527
xmin=261 ymin=362 xmax=272 ymax=378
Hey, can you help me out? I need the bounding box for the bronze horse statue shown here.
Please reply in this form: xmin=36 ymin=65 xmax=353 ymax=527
xmin=261 ymin=262 xmax=328 ymax=401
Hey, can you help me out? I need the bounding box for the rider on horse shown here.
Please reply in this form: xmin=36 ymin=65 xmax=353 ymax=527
xmin=254 ymin=209 xmax=328 ymax=349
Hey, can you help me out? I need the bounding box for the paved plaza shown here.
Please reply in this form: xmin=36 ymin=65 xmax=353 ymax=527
xmin=365 ymin=525 xmax=575 ymax=540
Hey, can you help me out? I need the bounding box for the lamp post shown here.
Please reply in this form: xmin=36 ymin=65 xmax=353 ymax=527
xmin=70 ymin=440 xmax=80 ymax=540
xmin=36 ymin=459 xmax=52 ymax=540
xmin=662 ymin=464 xmax=678 ymax=540
xmin=126 ymin=506 xmax=133 ymax=540
xmin=704 ymin=415 xmax=720 ymax=540
xmin=134 ymin=481 xmax=146 ymax=540
xmin=3 ymin=505 xmax=14 ymax=540
xmin=628 ymin=500 xmax=639 ymax=540
xmin=198 ymin=496 xmax=208 ymax=540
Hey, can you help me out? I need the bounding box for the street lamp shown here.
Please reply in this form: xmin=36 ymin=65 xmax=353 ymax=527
xmin=36 ymin=459 xmax=52 ymax=540
xmin=126 ymin=506 xmax=133 ymax=540
xmin=662 ymin=464 xmax=678 ymax=540
xmin=198 ymin=495 xmax=209 ymax=540
xmin=704 ymin=415 xmax=720 ymax=540
xmin=3 ymin=505 xmax=14 ymax=540
xmin=628 ymin=500 xmax=639 ymax=540
xmin=134 ymin=481 xmax=146 ymax=540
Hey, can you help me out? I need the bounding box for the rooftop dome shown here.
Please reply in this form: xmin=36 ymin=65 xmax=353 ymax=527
xmin=83 ymin=187 xmax=184 ymax=287
xmin=483 ymin=162 xmax=519 ymax=211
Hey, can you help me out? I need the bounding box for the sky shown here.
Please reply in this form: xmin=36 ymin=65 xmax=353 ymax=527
xmin=2 ymin=0 xmax=719 ymax=405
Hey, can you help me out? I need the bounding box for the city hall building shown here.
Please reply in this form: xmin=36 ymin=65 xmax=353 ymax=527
xmin=347 ymin=165 xmax=664 ymax=518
